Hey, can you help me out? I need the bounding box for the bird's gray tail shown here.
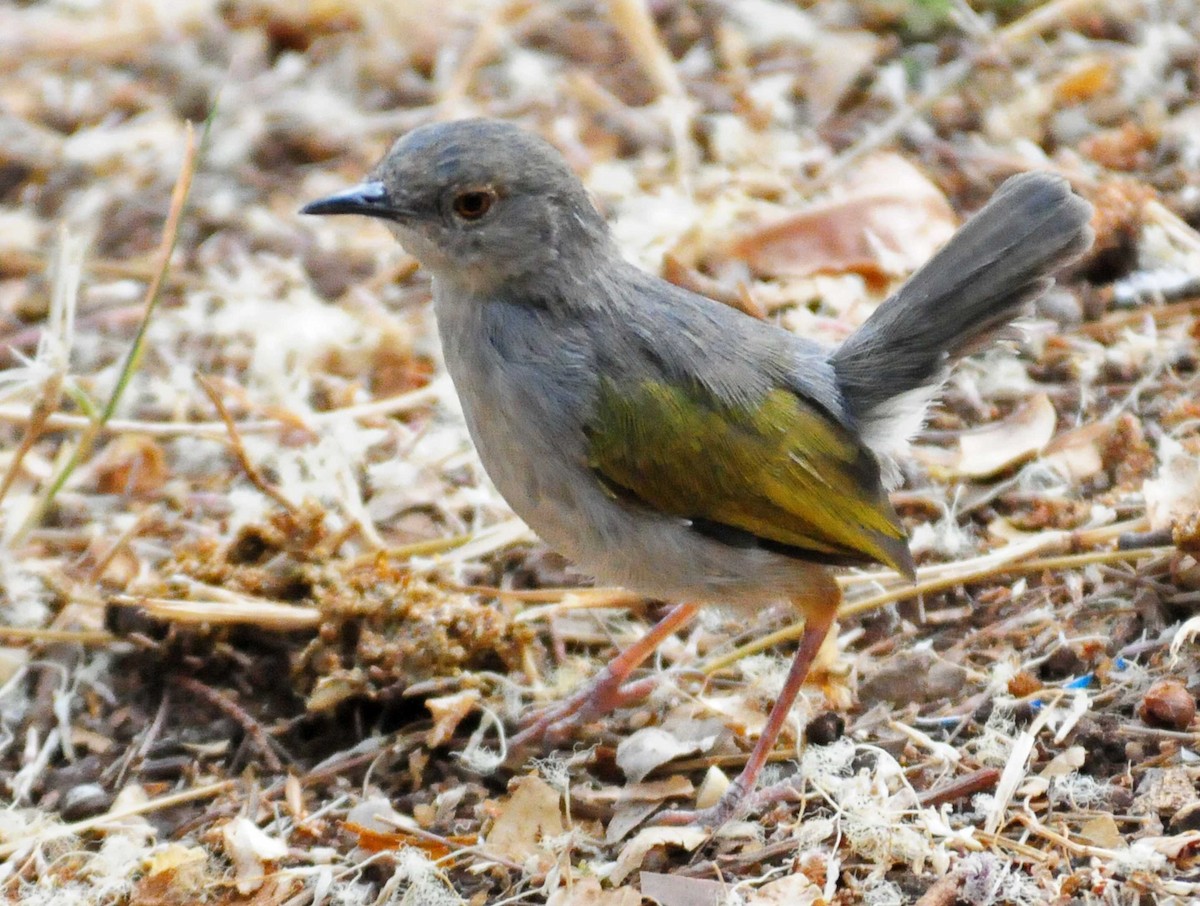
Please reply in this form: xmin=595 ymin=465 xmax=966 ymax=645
xmin=831 ymin=172 xmax=1093 ymax=446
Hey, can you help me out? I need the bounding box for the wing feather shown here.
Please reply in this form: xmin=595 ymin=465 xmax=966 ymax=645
xmin=586 ymin=378 xmax=914 ymax=577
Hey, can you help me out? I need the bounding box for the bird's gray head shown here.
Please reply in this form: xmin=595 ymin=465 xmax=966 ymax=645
xmin=302 ymin=119 xmax=612 ymax=294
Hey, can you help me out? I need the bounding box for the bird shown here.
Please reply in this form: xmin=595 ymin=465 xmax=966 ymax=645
xmin=302 ymin=118 xmax=1094 ymax=827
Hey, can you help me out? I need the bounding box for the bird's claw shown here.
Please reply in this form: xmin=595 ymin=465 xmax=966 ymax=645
xmin=649 ymin=775 xmax=804 ymax=829
xmin=509 ymin=670 xmax=659 ymax=751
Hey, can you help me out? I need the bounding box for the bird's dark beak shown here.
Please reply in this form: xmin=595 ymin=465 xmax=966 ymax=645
xmin=301 ymin=181 xmax=402 ymax=219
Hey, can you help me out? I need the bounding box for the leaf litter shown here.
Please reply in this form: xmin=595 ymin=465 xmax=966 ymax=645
xmin=2 ymin=0 xmax=1200 ymax=903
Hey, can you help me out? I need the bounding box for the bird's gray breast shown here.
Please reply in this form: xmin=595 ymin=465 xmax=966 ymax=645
xmin=432 ymin=286 xmax=602 ymax=561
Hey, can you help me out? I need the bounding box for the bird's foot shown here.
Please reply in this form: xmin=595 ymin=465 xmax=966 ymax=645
xmin=651 ymin=776 xmax=751 ymax=829
xmin=508 ymin=602 xmax=702 ymax=755
xmin=509 ymin=668 xmax=659 ymax=751
xmin=650 ymin=774 xmax=804 ymax=829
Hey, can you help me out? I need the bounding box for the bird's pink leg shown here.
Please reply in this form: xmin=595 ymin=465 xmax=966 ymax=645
xmin=510 ymin=602 xmax=702 ymax=749
xmin=653 ymin=574 xmax=840 ymax=828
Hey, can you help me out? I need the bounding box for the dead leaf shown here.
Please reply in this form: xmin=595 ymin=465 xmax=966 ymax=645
xmin=573 ymin=776 xmax=694 ymax=807
xmin=132 ymin=842 xmax=213 ymax=905
xmin=425 ymin=689 xmax=480 ymax=747
xmin=954 ymin=393 xmax=1057 ymax=479
xmin=1140 ymin=831 xmax=1200 ymax=862
xmin=639 ymin=870 xmax=726 ymax=906
xmin=615 ymin=725 xmax=715 ymax=783
xmin=662 ymin=252 xmax=761 ymax=318
xmin=609 ymin=826 xmax=708 ymax=884
xmin=605 ymin=800 xmax=660 ymax=845
xmin=1040 ymin=746 xmax=1086 ymax=778
xmin=144 ymin=843 xmax=207 ymax=877
xmin=1042 ymin=420 xmax=1112 ymax=482
xmin=694 ymin=765 xmax=729 ymax=811
xmin=1133 ymin=767 xmax=1199 ymax=818
xmin=805 ymin=31 xmax=882 ymax=123
xmin=220 ymin=817 xmax=288 ymax=895
xmin=0 ymin=647 xmax=28 ymax=686
xmin=1054 ymin=55 xmax=1118 ymax=104
xmin=484 ymin=774 xmax=564 ymax=863
xmin=728 ymin=154 xmax=957 ymax=286
xmin=691 ymin=693 xmax=767 ymax=736
xmin=1144 ymin=437 xmax=1200 ymax=531
xmin=745 ymin=873 xmax=828 ymax=905
xmin=93 ymin=434 xmax=168 ymax=496
xmin=1079 ymin=814 xmax=1123 ymax=849
xmin=345 ymin=795 xmax=408 ymax=833
xmin=305 ymin=670 xmax=367 ymax=712
xmin=547 ymin=877 xmax=641 ymax=906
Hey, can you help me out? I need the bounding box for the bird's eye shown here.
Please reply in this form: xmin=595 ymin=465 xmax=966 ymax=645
xmin=452 ymin=189 xmax=496 ymax=221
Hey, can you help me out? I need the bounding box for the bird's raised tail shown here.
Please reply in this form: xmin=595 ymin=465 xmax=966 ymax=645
xmin=831 ymin=172 xmax=1093 ymax=453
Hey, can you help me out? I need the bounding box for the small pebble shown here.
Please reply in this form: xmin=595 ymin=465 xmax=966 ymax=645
xmin=1169 ymin=801 xmax=1200 ymax=834
xmin=804 ymin=711 xmax=845 ymax=746
xmin=1007 ymin=670 xmax=1042 ymax=698
xmin=1139 ymin=679 xmax=1196 ymax=731
xmin=1039 ymin=645 xmax=1084 ymax=681
xmin=61 ymin=784 xmax=111 ymax=821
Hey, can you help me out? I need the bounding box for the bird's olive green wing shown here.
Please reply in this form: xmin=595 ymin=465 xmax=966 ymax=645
xmin=586 ymin=378 xmax=914 ymax=577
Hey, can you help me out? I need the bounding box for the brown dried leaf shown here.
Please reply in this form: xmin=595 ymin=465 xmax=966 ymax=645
xmin=954 ymin=393 xmax=1057 ymax=479
xmin=305 ymin=670 xmax=367 ymax=712
xmin=144 ymin=843 xmax=208 ymax=878
xmin=615 ymin=724 xmax=717 ymax=783
xmin=804 ymin=31 xmax=882 ymax=123
xmin=220 ymin=817 xmax=288 ymax=896
xmin=547 ymin=878 xmax=641 ymax=906
xmin=572 ymin=775 xmax=694 ymax=807
xmin=661 ymin=252 xmax=762 ymax=318
xmin=746 ymin=873 xmax=828 ymax=905
xmin=638 ymin=870 xmax=725 ymax=906
xmin=1134 ymin=768 xmax=1199 ymax=818
xmin=609 ymin=827 xmax=708 ymax=884
xmin=1079 ymin=814 xmax=1122 ymax=849
xmin=1042 ymin=420 xmax=1113 ymax=482
xmin=606 ymin=0 xmax=682 ymax=97
xmin=1080 ymin=122 xmax=1160 ymax=172
xmin=1144 ymin=439 xmax=1200 ymax=531
xmin=728 ymin=154 xmax=957 ymax=286
xmin=694 ymin=765 xmax=729 ymax=811
xmin=425 ymin=689 xmax=480 ymax=748
xmin=1053 ymin=56 xmax=1118 ymax=104
xmin=484 ymin=774 xmax=564 ymax=864
xmin=93 ymin=434 xmax=168 ymax=496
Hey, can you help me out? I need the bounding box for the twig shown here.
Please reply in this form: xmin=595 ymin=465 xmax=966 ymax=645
xmin=917 ymin=767 xmax=1002 ymax=808
xmin=84 ymin=504 xmax=158 ymax=582
xmin=0 ymin=626 xmax=115 ymax=645
xmin=605 ymin=0 xmax=698 ymax=178
xmin=842 ymin=546 xmax=1169 ymax=620
xmin=0 ymin=779 xmax=236 ymax=859
xmin=107 ymin=593 xmax=321 ymax=631
xmin=0 ymin=383 xmax=441 ymax=438
xmin=372 ymin=814 xmax=528 ymax=873
xmin=173 ymin=675 xmax=285 ymax=772
xmin=196 ymin=374 xmax=298 ymax=514
xmin=1008 ymin=811 xmax=1125 ymax=859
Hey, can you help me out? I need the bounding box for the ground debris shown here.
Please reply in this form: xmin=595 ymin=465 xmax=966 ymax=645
xmin=2 ymin=0 xmax=1200 ymax=903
